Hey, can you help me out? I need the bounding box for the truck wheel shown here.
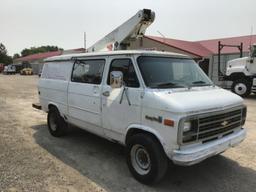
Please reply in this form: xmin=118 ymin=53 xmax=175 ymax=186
xmin=231 ymin=79 xmax=251 ymax=97
xmin=126 ymin=133 xmax=168 ymax=184
xmin=47 ymin=107 xmax=67 ymax=137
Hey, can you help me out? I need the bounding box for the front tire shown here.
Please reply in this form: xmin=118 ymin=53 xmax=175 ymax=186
xmin=126 ymin=133 xmax=168 ymax=185
xmin=47 ymin=107 xmax=67 ymax=137
xmin=231 ymin=79 xmax=251 ymax=97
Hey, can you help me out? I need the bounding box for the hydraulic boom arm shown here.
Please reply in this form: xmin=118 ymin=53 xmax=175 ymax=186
xmin=87 ymin=9 xmax=155 ymax=52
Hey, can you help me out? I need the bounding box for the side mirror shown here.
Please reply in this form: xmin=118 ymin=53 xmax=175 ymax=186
xmin=110 ymin=71 xmax=123 ymax=88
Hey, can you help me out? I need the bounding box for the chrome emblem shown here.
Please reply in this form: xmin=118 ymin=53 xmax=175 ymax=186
xmin=221 ymin=121 xmax=229 ymax=126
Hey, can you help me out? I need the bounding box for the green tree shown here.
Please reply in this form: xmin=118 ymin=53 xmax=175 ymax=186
xmin=0 ymin=43 xmax=12 ymax=65
xmin=13 ymin=53 xmax=20 ymax=59
xmin=0 ymin=43 xmax=7 ymax=55
xmin=21 ymin=46 xmax=63 ymax=57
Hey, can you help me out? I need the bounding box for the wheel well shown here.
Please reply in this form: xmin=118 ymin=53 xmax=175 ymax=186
xmin=48 ymin=104 xmax=57 ymax=111
xmin=125 ymin=128 xmax=162 ymax=146
xmin=229 ymin=72 xmax=251 ymax=81
xmin=230 ymin=72 xmax=245 ymax=79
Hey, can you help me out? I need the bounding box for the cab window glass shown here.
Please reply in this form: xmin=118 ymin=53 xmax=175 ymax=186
xmin=72 ymin=60 xmax=105 ymax=84
xmin=108 ymin=59 xmax=139 ymax=87
xmin=252 ymin=47 xmax=256 ymax=57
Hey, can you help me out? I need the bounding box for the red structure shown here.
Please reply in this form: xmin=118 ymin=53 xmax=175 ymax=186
xmin=0 ymin=64 xmax=4 ymax=73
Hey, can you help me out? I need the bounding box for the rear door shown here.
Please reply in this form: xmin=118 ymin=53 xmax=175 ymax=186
xmin=67 ymin=59 xmax=105 ymax=135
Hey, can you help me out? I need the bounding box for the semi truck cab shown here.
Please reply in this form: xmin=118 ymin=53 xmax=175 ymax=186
xmin=225 ymin=44 xmax=256 ymax=96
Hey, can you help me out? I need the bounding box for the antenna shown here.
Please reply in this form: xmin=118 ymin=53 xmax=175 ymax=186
xmin=157 ymin=30 xmax=166 ymax=43
xmin=250 ymin=27 xmax=253 ymax=47
xmin=249 ymin=26 xmax=253 ymax=56
xmin=84 ymin=32 xmax=86 ymax=51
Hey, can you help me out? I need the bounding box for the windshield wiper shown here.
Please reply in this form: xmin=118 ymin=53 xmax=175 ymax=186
xmin=190 ymin=81 xmax=212 ymax=87
xmin=150 ymin=82 xmax=186 ymax=88
xmin=192 ymin=80 xmax=207 ymax=84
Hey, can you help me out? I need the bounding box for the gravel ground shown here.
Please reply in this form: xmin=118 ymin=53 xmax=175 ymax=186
xmin=0 ymin=74 xmax=256 ymax=192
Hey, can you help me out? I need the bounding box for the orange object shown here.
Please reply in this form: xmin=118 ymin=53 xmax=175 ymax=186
xmin=164 ymin=119 xmax=174 ymax=127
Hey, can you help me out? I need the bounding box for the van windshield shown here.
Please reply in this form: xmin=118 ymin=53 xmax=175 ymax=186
xmin=137 ymin=56 xmax=213 ymax=89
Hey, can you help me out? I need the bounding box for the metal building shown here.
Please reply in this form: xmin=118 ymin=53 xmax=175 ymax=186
xmin=13 ymin=48 xmax=85 ymax=74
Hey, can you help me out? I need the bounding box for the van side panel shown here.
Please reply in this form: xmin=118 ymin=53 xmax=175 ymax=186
xmin=38 ymin=61 xmax=73 ymax=117
xmin=39 ymin=79 xmax=69 ymax=115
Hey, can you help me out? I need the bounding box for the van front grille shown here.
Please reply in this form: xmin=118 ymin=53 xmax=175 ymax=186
xmin=198 ymin=109 xmax=241 ymax=140
xmin=182 ymin=107 xmax=246 ymax=144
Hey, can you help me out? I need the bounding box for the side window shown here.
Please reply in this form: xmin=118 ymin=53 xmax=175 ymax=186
xmin=72 ymin=59 xmax=105 ymax=84
xmin=108 ymin=59 xmax=140 ymax=88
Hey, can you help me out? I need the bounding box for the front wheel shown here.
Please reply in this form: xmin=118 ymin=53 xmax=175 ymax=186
xmin=126 ymin=134 xmax=168 ymax=185
xmin=231 ymin=79 xmax=251 ymax=97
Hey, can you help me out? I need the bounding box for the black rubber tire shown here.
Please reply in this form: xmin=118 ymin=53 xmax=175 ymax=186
xmin=47 ymin=107 xmax=67 ymax=137
xmin=126 ymin=133 xmax=168 ymax=185
xmin=231 ymin=79 xmax=251 ymax=97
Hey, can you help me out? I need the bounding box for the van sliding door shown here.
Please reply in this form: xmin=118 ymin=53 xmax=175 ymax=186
xmin=67 ymin=59 xmax=105 ymax=135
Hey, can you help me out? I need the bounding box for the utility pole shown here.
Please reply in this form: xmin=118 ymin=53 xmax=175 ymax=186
xmin=249 ymin=26 xmax=253 ymax=56
xmin=84 ymin=32 xmax=86 ymax=52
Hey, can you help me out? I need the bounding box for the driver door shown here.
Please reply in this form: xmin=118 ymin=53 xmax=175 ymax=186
xmin=101 ymin=56 xmax=142 ymax=142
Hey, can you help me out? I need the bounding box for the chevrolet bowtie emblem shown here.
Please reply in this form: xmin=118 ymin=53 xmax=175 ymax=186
xmin=221 ymin=121 xmax=229 ymax=126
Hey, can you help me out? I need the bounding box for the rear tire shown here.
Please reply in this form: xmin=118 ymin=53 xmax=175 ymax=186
xmin=126 ymin=133 xmax=168 ymax=185
xmin=231 ymin=79 xmax=251 ymax=97
xmin=47 ymin=107 xmax=67 ymax=137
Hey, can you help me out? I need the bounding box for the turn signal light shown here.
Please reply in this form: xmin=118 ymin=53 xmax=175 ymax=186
xmin=164 ymin=119 xmax=174 ymax=127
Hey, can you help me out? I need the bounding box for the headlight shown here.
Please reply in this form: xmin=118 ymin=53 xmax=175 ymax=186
xmin=183 ymin=121 xmax=191 ymax=132
xmin=180 ymin=119 xmax=198 ymax=144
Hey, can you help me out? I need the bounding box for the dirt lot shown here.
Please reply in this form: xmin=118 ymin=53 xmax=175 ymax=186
xmin=0 ymin=74 xmax=256 ymax=192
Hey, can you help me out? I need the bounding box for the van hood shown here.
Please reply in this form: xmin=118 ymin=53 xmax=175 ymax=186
xmin=143 ymin=86 xmax=243 ymax=115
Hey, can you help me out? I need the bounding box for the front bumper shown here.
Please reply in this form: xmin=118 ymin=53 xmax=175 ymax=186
xmin=172 ymin=128 xmax=246 ymax=166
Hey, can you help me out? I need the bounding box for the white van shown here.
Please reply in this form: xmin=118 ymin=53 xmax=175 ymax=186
xmin=36 ymin=50 xmax=246 ymax=184
xmin=3 ymin=64 xmax=16 ymax=75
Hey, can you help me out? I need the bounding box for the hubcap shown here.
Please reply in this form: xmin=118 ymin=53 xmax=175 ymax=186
xmin=130 ymin=144 xmax=151 ymax=175
xmin=234 ymin=83 xmax=247 ymax=95
xmin=49 ymin=113 xmax=57 ymax=131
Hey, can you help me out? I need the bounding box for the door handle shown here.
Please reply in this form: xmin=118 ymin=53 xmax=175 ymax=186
xmin=102 ymin=91 xmax=110 ymax=97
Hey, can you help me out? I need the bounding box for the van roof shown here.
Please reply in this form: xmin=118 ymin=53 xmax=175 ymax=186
xmin=44 ymin=50 xmax=189 ymax=62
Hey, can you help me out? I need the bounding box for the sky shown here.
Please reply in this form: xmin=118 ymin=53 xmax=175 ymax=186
xmin=0 ymin=0 xmax=255 ymax=56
